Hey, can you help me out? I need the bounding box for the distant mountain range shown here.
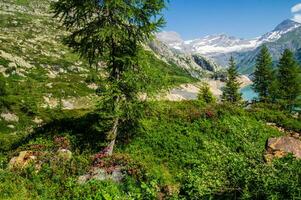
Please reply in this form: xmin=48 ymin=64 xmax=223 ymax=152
xmin=157 ymin=19 xmax=301 ymax=74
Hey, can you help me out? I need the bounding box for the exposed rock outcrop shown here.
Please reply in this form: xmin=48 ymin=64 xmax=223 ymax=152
xmin=8 ymin=151 xmax=39 ymax=170
xmin=265 ymin=136 xmax=301 ymax=162
xmin=1 ymin=112 xmax=19 ymax=122
xmin=57 ymin=149 xmax=72 ymax=161
xmin=78 ymin=167 xmax=124 ymax=184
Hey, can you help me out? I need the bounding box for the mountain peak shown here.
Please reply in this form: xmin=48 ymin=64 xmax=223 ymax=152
xmin=258 ymin=19 xmax=301 ymax=43
xmin=273 ymin=19 xmax=301 ymax=32
xmin=203 ymin=33 xmax=237 ymax=40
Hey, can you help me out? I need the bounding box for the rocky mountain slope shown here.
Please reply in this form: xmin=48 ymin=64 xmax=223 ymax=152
xmin=236 ymin=24 xmax=301 ymax=74
xmin=158 ymin=19 xmax=301 ymax=73
xmin=157 ymin=32 xmax=259 ymax=56
xmin=148 ymin=40 xmax=219 ymax=78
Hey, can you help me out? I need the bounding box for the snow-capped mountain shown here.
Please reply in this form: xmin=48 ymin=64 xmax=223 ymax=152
xmin=185 ymin=34 xmax=259 ymax=55
xmin=157 ymin=19 xmax=301 ymax=58
xmin=258 ymin=19 xmax=301 ymax=43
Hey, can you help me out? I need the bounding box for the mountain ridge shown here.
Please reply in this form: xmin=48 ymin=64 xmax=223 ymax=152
xmin=157 ymin=19 xmax=301 ymax=73
xmin=158 ymin=19 xmax=301 ymax=55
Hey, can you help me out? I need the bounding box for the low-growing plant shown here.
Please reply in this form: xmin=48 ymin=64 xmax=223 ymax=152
xmin=197 ymin=83 xmax=216 ymax=104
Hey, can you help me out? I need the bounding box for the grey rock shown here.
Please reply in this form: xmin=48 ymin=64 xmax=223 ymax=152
xmin=265 ymin=136 xmax=301 ymax=162
xmin=57 ymin=149 xmax=72 ymax=161
xmin=1 ymin=112 xmax=19 ymax=122
xmin=78 ymin=167 xmax=125 ymax=184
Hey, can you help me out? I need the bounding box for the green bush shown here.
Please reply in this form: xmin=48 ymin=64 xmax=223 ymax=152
xmin=249 ymin=103 xmax=301 ymax=132
xmin=197 ymin=83 xmax=216 ymax=104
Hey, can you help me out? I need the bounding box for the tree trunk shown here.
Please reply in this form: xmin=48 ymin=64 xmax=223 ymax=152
xmin=103 ymin=36 xmax=120 ymax=156
xmin=105 ymin=116 xmax=119 ymax=156
xmin=106 ymin=139 xmax=115 ymax=156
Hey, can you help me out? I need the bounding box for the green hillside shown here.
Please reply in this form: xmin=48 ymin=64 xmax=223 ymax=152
xmin=0 ymin=0 xmax=195 ymax=149
xmin=0 ymin=101 xmax=301 ymax=199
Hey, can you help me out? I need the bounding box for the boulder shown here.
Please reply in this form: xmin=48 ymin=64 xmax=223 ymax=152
xmin=87 ymin=83 xmax=98 ymax=90
xmin=8 ymin=151 xmax=37 ymax=170
xmin=7 ymin=125 xmax=15 ymax=129
xmin=46 ymin=83 xmax=53 ymax=88
xmin=33 ymin=117 xmax=43 ymax=125
xmin=62 ymin=100 xmax=74 ymax=110
xmin=265 ymin=136 xmax=301 ymax=162
xmin=1 ymin=112 xmax=19 ymax=122
xmin=78 ymin=167 xmax=124 ymax=184
xmin=78 ymin=174 xmax=90 ymax=184
xmin=42 ymin=96 xmax=58 ymax=108
xmin=57 ymin=149 xmax=72 ymax=161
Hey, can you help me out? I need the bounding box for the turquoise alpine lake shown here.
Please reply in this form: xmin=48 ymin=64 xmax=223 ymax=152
xmin=240 ymin=85 xmax=258 ymax=102
xmin=170 ymin=83 xmax=259 ymax=102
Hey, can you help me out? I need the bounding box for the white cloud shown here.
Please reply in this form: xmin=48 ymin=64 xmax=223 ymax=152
xmin=291 ymin=3 xmax=301 ymax=23
xmin=291 ymin=3 xmax=301 ymax=13
xmin=292 ymin=14 xmax=301 ymax=23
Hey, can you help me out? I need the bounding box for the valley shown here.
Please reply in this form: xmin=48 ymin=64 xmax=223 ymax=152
xmin=0 ymin=0 xmax=300 ymax=199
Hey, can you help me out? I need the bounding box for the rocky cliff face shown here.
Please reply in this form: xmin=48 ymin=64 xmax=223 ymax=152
xmin=148 ymin=40 xmax=219 ymax=78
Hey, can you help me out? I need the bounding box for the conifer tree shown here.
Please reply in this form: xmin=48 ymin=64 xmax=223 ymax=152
xmin=197 ymin=83 xmax=215 ymax=104
xmin=222 ymin=57 xmax=242 ymax=103
xmin=253 ymin=45 xmax=275 ymax=102
xmin=52 ymin=0 xmax=166 ymax=155
xmin=276 ymin=49 xmax=301 ymax=111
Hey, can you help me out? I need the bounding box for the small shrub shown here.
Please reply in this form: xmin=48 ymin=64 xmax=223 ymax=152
xmin=197 ymin=83 xmax=216 ymax=104
xmin=54 ymin=136 xmax=71 ymax=149
xmin=20 ymin=100 xmax=38 ymax=116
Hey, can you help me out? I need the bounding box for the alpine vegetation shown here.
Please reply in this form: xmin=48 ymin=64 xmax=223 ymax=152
xmin=0 ymin=0 xmax=300 ymax=199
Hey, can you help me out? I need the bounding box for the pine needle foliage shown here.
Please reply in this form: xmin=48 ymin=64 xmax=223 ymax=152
xmin=253 ymin=45 xmax=275 ymax=102
xmin=52 ymin=0 xmax=167 ymax=154
xmin=222 ymin=57 xmax=242 ymax=104
xmin=276 ymin=49 xmax=301 ymax=111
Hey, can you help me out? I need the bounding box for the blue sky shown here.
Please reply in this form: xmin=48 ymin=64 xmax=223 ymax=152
xmin=162 ymin=0 xmax=301 ymax=40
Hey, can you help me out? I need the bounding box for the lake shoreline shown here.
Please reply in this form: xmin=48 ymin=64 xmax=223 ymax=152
xmin=163 ymin=75 xmax=256 ymax=101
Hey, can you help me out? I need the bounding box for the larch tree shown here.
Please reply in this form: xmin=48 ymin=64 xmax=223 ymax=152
xmin=253 ymin=45 xmax=275 ymax=102
xmin=222 ymin=56 xmax=242 ymax=103
xmin=52 ymin=0 xmax=166 ymax=155
xmin=276 ymin=49 xmax=301 ymax=112
xmin=197 ymin=83 xmax=215 ymax=104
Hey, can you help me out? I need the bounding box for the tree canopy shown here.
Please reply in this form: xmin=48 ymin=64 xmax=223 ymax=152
xmin=276 ymin=49 xmax=301 ymax=111
xmin=52 ymin=0 xmax=167 ymax=155
xmin=222 ymin=57 xmax=242 ymax=103
xmin=253 ymin=45 xmax=275 ymax=102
